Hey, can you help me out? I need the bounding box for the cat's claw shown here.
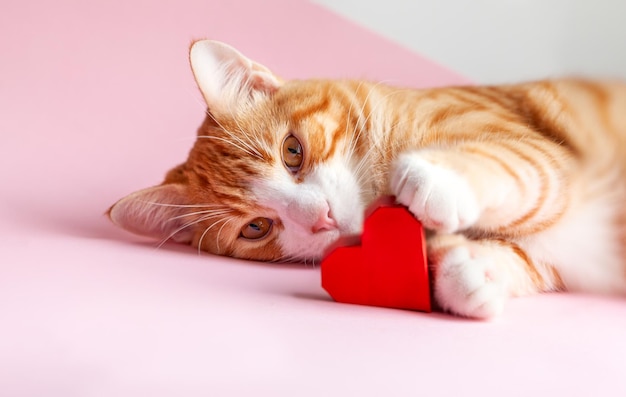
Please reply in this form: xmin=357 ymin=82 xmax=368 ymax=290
xmin=434 ymin=246 xmax=508 ymax=319
xmin=391 ymin=153 xmax=480 ymax=233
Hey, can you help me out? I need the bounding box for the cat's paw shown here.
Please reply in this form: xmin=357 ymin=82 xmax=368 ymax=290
xmin=390 ymin=153 xmax=479 ymax=233
xmin=434 ymin=246 xmax=508 ymax=319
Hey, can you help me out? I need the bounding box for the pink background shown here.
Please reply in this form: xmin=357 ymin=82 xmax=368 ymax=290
xmin=1 ymin=0 xmax=625 ymax=395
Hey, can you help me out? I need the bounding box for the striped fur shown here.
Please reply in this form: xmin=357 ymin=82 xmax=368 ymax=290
xmin=109 ymin=40 xmax=626 ymax=318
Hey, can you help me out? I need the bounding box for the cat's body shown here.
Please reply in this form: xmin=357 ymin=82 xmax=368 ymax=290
xmin=109 ymin=40 xmax=626 ymax=318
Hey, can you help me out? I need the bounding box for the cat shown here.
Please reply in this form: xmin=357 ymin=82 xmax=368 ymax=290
xmin=108 ymin=40 xmax=626 ymax=319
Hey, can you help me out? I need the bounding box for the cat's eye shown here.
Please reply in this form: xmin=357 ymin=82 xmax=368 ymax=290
xmin=282 ymin=135 xmax=303 ymax=172
xmin=240 ymin=217 xmax=273 ymax=240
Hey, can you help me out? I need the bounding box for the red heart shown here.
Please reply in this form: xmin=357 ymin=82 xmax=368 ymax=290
xmin=321 ymin=196 xmax=431 ymax=312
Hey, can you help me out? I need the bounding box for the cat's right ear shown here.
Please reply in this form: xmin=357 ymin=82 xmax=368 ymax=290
xmin=108 ymin=184 xmax=194 ymax=243
xmin=189 ymin=40 xmax=282 ymax=117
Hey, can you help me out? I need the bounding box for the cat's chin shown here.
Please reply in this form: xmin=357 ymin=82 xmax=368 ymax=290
xmin=277 ymin=229 xmax=337 ymax=264
xmin=339 ymin=219 xmax=363 ymax=237
xmin=316 ymin=225 xmax=363 ymax=260
xmin=314 ymin=228 xmax=345 ymax=255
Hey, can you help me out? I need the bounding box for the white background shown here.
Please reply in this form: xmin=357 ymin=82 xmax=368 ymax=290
xmin=314 ymin=0 xmax=626 ymax=84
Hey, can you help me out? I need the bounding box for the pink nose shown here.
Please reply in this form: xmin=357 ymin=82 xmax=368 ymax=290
xmin=311 ymin=209 xmax=338 ymax=233
xmin=286 ymin=198 xmax=338 ymax=234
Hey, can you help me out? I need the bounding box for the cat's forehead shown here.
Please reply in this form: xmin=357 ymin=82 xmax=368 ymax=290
xmin=273 ymin=80 xmax=338 ymax=111
xmin=196 ymin=81 xmax=343 ymax=143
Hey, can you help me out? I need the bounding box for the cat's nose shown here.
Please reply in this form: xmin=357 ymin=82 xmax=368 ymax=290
xmin=311 ymin=208 xmax=337 ymax=234
xmin=285 ymin=196 xmax=338 ymax=234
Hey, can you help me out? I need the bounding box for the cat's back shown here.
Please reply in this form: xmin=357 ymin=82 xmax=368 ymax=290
xmin=453 ymin=79 xmax=626 ymax=173
xmin=518 ymin=79 xmax=626 ymax=152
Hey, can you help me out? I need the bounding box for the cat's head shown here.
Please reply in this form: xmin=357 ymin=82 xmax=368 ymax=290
xmin=108 ymin=40 xmax=367 ymax=262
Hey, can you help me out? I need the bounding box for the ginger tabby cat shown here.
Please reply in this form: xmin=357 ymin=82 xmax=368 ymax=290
xmin=109 ymin=40 xmax=626 ymax=319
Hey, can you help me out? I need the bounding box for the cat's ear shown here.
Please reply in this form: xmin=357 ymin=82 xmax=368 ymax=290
xmin=108 ymin=184 xmax=194 ymax=243
xmin=189 ymin=40 xmax=282 ymax=116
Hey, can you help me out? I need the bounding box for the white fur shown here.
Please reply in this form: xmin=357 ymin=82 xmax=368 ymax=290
xmin=390 ymin=152 xmax=480 ymax=233
xmin=434 ymin=246 xmax=508 ymax=319
xmin=516 ymin=194 xmax=625 ymax=294
xmin=252 ymin=156 xmax=363 ymax=261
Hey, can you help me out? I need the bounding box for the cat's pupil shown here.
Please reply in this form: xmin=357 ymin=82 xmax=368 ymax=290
xmin=282 ymin=135 xmax=304 ymax=171
xmin=240 ymin=217 xmax=273 ymax=240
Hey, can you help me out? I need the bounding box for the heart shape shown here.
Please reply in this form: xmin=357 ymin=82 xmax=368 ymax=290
xmin=321 ymin=196 xmax=431 ymax=312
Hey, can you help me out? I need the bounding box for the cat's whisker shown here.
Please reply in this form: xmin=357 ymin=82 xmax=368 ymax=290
xmin=191 ymin=85 xmax=263 ymax=158
xmin=155 ymin=212 xmax=221 ymax=250
xmin=355 ymin=168 xmax=379 ymax=187
xmin=353 ymin=145 xmax=377 ymax=176
xmin=157 ymin=208 xmax=234 ymax=249
xmin=167 ymin=208 xmax=234 ymax=222
xmin=197 ymin=135 xmax=259 ymax=158
xmin=351 ymin=82 xmax=399 ymax=143
xmin=344 ymin=81 xmax=366 ymax=164
xmin=274 ymin=254 xmax=287 ymax=263
xmin=270 ymin=252 xmax=303 ymax=265
xmin=346 ymin=80 xmax=390 ymax=164
xmin=225 ymin=130 xmax=263 ymax=158
xmin=311 ymin=257 xmax=320 ymax=268
xmin=191 ymin=89 xmax=262 ymax=157
xmin=137 ymin=200 xmax=228 ymax=209
xmin=358 ymin=88 xmax=411 ymax=142
xmin=352 ymin=141 xmax=385 ymax=184
xmin=197 ymin=215 xmax=236 ymax=256
xmin=186 ymin=86 xmax=211 ymax=112
xmin=302 ymin=255 xmax=317 ymax=268
xmin=215 ymin=217 xmax=236 ymax=254
xmin=203 ymin=109 xmax=264 ymax=159
xmin=350 ymin=88 xmax=416 ymax=187
xmin=204 ymin=109 xmax=262 ymax=156
xmin=230 ymin=71 xmax=277 ymax=159
xmin=224 ymin=101 xmax=267 ymax=159
xmin=355 ymin=86 xmax=410 ymax=153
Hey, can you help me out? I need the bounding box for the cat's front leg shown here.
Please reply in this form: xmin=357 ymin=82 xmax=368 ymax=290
xmin=390 ymin=140 xmax=571 ymax=235
xmin=427 ymin=234 xmax=543 ymax=319
xmin=390 ymin=152 xmax=481 ymax=233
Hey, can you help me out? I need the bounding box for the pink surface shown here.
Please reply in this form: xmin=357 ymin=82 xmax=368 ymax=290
xmin=1 ymin=0 xmax=625 ymax=396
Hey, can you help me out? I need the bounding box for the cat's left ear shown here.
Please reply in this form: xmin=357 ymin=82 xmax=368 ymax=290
xmin=189 ymin=40 xmax=282 ymax=116
xmin=107 ymin=184 xmax=194 ymax=243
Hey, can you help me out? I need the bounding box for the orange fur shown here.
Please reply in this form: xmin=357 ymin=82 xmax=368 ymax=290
xmin=109 ymin=40 xmax=626 ymax=318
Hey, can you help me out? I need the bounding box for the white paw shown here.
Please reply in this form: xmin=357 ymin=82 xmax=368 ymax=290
xmin=390 ymin=153 xmax=480 ymax=233
xmin=434 ymin=247 xmax=508 ymax=319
